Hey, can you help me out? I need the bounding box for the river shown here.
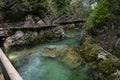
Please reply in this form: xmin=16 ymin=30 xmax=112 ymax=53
xmin=9 ymin=29 xmax=91 ymax=80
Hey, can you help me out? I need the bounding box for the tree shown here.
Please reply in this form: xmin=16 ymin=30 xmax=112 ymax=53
xmin=84 ymin=0 xmax=120 ymax=31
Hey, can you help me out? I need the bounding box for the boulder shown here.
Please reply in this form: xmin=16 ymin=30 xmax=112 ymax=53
xmin=41 ymin=45 xmax=58 ymax=58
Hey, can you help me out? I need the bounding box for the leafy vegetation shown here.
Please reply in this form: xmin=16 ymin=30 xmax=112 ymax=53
xmin=80 ymin=40 xmax=99 ymax=62
xmin=84 ymin=0 xmax=113 ymax=30
xmin=98 ymin=59 xmax=117 ymax=74
xmin=64 ymin=0 xmax=91 ymax=19
xmin=84 ymin=0 xmax=120 ymax=31
xmin=0 ymin=0 xmax=70 ymax=20
xmin=0 ymin=0 xmax=90 ymax=22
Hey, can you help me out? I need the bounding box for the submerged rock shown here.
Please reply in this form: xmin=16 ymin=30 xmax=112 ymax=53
xmin=42 ymin=46 xmax=58 ymax=58
xmin=42 ymin=50 xmax=58 ymax=58
xmin=44 ymin=45 xmax=57 ymax=50
xmin=59 ymin=48 xmax=81 ymax=68
xmin=42 ymin=47 xmax=81 ymax=68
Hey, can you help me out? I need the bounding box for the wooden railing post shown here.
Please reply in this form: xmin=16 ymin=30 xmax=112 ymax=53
xmin=0 ymin=48 xmax=23 ymax=80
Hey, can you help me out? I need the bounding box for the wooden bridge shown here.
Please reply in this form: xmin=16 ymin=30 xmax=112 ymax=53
xmin=0 ymin=19 xmax=86 ymax=38
xmin=0 ymin=48 xmax=23 ymax=80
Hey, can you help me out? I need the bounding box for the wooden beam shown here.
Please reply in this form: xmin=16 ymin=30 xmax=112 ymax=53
xmin=56 ymin=19 xmax=86 ymax=25
xmin=0 ymin=19 xmax=86 ymax=28
xmin=0 ymin=73 xmax=5 ymax=80
xmin=0 ymin=19 xmax=86 ymax=37
xmin=0 ymin=48 xmax=23 ymax=80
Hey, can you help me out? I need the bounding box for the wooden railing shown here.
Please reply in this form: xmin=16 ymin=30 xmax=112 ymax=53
xmin=0 ymin=48 xmax=23 ymax=80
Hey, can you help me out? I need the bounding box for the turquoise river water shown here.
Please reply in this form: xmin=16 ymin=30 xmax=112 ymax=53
xmin=9 ymin=29 xmax=91 ymax=80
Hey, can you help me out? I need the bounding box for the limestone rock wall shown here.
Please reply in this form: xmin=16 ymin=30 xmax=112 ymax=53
xmin=4 ymin=26 xmax=66 ymax=52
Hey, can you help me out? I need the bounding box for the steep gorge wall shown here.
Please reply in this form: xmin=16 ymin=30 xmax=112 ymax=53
xmin=78 ymin=0 xmax=120 ymax=79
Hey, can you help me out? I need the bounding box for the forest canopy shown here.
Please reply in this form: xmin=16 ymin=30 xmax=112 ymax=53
xmin=0 ymin=0 xmax=90 ymax=22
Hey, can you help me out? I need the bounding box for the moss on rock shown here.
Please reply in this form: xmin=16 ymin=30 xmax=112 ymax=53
xmin=98 ymin=59 xmax=117 ymax=74
xmin=80 ymin=40 xmax=99 ymax=62
xmin=59 ymin=48 xmax=82 ymax=68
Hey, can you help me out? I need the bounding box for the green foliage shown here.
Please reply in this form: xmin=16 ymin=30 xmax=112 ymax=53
xmin=21 ymin=0 xmax=44 ymax=10
xmin=21 ymin=0 xmax=70 ymax=16
xmin=85 ymin=47 xmax=99 ymax=61
xmin=0 ymin=0 xmax=90 ymax=22
xmin=41 ymin=0 xmax=57 ymax=15
xmin=65 ymin=0 xmax=91 ymax=19
xmin=42 ymin=0 xmax=70 ymax=16
xmin=107 ymin=0 xmax=120 ymax=15
xmin=84 ymin=0 xmax=113 ymax=30
xmin=98 ymin=59 xmax=117 ymax=74
xmin=0 ymin=0 xmax=3 ymax=9
xmin=0 ymin=0 xmax=71 ymax=21
xmin=55 ymin=0 xmax=69 ymax=8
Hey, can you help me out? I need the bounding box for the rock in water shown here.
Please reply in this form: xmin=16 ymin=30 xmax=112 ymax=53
xmin=44 ymin=45 xmax=57 ymax=50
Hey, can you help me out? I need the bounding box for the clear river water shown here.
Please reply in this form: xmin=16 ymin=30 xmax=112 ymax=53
xmin=9 ymin=29 xmax=91 ymax=80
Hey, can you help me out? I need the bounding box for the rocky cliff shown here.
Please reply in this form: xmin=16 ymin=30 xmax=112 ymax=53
xmin=78 ymin=0 xmax=120 ymax=79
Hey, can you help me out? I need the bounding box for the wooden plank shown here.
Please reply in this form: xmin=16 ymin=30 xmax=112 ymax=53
xmin=0 ymin=19 xmax=86 ymax=28
xmin=56 ymin=19 xmax=86 ymax=25
xmin=0 ymin=73 xmax=5 ymax=80
xmin=8 ymin=25 xmax=56 ymax=29
xmin=0 ymin=48 xmax=23 ymax=80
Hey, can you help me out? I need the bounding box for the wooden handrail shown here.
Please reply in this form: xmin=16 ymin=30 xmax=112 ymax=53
xmin=0 ymin=19 xmax=86 ymax=28
xmin=0 ymin=48 xmax=23 ymax=80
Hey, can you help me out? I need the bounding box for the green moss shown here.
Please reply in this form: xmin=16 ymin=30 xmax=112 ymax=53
xmin=58 ymin=48 xmax=81 ymax=68
xmin=98 ymin=59 xmax=117 ymax=74
xmin=85 ymin=47 xmax=99 ymax=62
xmin=80 ymin=41 xmax=99 ymax=62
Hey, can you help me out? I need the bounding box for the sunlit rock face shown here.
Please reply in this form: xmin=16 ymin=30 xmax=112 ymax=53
xmin=84 ymin=0 xmax=97 ymax=9
xmin=3 ymin=26 xmax=67 ymax=52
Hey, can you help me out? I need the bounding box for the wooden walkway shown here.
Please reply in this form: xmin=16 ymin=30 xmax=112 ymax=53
xmin=0 ymin=19 xmax=86 ymax=39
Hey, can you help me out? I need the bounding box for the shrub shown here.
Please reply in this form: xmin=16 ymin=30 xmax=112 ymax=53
xmin=98 ymin=59 xmax=117 ymax=74
xmin=84 ymin=0 xmax=113 ymax=30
